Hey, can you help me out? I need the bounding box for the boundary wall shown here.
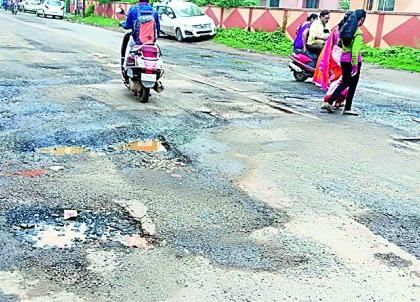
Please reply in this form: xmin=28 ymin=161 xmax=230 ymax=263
xmin=72 ymin=2 xmax=420 ymax=48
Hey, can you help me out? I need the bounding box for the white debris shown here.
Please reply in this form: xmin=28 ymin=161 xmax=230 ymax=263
xmin=114 ymin=199 xmax=156 ymax=236
xmin=114 ymin=199 xmax=148 ymax=221
xmin=140 ymin=216 xmax=156 ymax=236
xmin=49 ymin=165 xmax=64 ymax=172
xmin=63 ymin=210 xmax=78 ymax=220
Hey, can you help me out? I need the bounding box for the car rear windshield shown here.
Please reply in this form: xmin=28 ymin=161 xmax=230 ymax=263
xmin=173 ymin=3 xmax=204 ymax=17
xmin=47 ymin=0 xmax=62 ymax=6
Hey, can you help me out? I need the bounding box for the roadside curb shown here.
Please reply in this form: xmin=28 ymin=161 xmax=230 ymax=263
xmin=64 ymin=16 xmax=124 ymax=33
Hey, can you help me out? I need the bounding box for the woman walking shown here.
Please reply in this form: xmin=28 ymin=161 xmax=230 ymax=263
xmin=314 ymin=12 xmax=351 ymax=109
xmin=321 ymin=9 xmax=367 ymax=116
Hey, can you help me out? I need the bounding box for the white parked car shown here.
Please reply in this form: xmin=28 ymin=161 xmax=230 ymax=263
xmin=36 ymin=0 xmax=64 ymax=19
xmin=20 ymin=0 xmax=41 ymax=13
xmin=154 ymin=1 xmax=216 ymax=41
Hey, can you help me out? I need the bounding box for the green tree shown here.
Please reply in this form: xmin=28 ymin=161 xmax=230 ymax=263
xmin=339 ymin=0 xmax=350 ymax=10
xmin=191 ymin=0 xmax=256 ymax=8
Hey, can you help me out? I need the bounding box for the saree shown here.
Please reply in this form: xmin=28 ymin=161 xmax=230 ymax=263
xmin=313 ymin=28 xmax=347 ymax=107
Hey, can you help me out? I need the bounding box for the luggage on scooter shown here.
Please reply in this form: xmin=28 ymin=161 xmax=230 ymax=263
xmin=134 ymin=6 xmax=156 ymax=44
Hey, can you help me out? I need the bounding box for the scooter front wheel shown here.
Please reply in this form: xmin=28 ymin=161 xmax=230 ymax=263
xmin=293 ymin=71 xmax=308 ymax=82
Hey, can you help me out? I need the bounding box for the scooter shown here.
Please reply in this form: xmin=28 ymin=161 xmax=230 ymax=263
xmin=288 ymin=51 xmax=317 ymax=82
xmin=117 ymin=9 xmax=164 ymax=103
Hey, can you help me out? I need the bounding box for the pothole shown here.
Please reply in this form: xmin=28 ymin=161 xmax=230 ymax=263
xmin=5 ymin=207 xmax=155 ymax=249
xmin=200 ymin=54 xmax=214 ymax=58
xmin=37 ymin=146 xmax=88 ymax=155
xmin=374 ymin=252 xmax=412 ymax=268
xmin=114 ymin=140 xmax=167 ymax=152
xmin=27 ymin=63 xmax=62 ymax=70
xmin=0 ymin=169 xmax=47 ymax=178
xmin=31 ymin=222 xmax=88 ymax=248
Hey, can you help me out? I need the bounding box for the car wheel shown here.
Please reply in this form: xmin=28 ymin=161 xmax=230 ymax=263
xmin=175 ymin=28 xmax=184 ymax=42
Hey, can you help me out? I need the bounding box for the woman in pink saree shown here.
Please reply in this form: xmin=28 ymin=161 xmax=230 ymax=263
xmin=314 ymin=13 xmax=350 ymax=109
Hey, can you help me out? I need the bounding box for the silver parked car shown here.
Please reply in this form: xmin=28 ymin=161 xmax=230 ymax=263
xmin=20 ymin=0 xmax=41 ymax=13
xmin=154 ymin=1 xmax=216 ymax=42
xmin=36 ymin=0 xmax=64 ymax=19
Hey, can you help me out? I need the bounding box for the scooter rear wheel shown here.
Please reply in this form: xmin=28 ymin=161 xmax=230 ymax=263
xmin=293 ymin=71 xmax=308 ymax=82
xmin=138 ymin=87 xmax=150 ymax=103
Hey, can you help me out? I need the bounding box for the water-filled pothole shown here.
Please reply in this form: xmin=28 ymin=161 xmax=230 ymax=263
xmin=6 ymin=207 xmax=153 ymax=249
xmin=37 ymin=146 xmax=88 ymax=155
xmin=114 ymin=140 xmax=166 ymax=152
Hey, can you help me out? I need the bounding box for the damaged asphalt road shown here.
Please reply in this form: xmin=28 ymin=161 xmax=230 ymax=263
xmin=0 ymin=11 xmax=419 ymax=302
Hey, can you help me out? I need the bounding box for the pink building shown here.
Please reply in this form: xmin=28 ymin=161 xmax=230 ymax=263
xmin=260 ymin=0 xmax=420 ymax=13
xmin=260 ymin=0 xmax=341 ymax=9
xmin=351 ymin=0 xmax=420 ymax=13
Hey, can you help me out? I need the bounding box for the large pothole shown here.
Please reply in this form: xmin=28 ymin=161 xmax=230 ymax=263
xmin=5 ymin=206 xmax=155 ymax=250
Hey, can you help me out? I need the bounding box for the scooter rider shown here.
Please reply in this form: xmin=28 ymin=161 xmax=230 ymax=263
xmin=12 ymin=0 xmax=19 ymax=13
xmin=2 ymin=0 xmax=10 ymax=10
xmin=120 ymin=0 xmax=160 ymax=73
xmin=306 ymin=10 xmax=331 ymax=56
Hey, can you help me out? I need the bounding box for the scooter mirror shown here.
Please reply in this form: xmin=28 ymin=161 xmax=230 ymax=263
xmin=116 ymin=8 xmax=124 ymax=15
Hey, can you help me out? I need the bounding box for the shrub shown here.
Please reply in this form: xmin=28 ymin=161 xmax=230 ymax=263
xmin=215 ymin=28 xmax=293 ymax=56
xmin=339 ymin=0 xmax=350 ymax=10
xmin=215 ymin=28 xmax=420 ymax=72
xmin=362 ymin=45 xmax=420 ymax=72
xmin=85 ymin=3 xmax=95 ymax=17
xmin=191 ymin=0 xmax=256 ymax=8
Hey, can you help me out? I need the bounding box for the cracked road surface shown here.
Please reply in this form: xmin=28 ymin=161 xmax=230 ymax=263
xmin=0 ymin=11 xmax=419 ymax=302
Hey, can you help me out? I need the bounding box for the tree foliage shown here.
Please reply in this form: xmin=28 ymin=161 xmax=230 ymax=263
xmin=96 ymin=0 xmax=254 ymax=7
xmin=85 ymin=3 xmax=95 ymax=16
xmin=339 ymin=0 xmax=350 ymax=10
xmin=190 ymin=0 xmax=256 ymax=8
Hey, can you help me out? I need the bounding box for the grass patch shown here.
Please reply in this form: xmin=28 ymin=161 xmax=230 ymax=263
xmin=214 ymin=28 xmax=292 ymax=56
xmin=361 ymin=46 xmax=420 ymax=72
xmin=215 ymin=28 xmax=420 ymax=72
xmin=66 ymin=15 xmax=120 ymax=28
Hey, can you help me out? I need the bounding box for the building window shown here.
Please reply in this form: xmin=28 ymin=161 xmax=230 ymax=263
xmin=365 ymin=0 xmax=374 ymax=10
xmin=303 ymin=0 xmax=319 ymax=8
xmin=378 ymin=0 xmax=395 ymax=11
xmin=269 ymin=0 xmax=280 ymax=7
